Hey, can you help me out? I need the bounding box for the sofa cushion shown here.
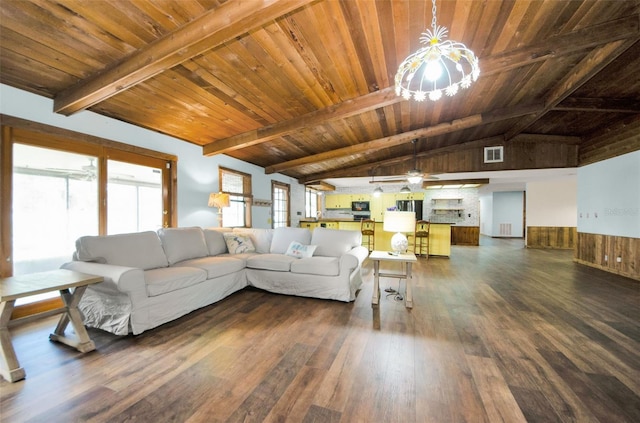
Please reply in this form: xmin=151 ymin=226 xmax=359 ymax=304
xmin=223 ymin=233 xmax=256 ymax=254
xmin=270 ymin=227 xmax=312 ymax=254
xmin=203 ymin=229 xmax=229 ymax=256
xmin=75 ymin=231 xmax=168 ymax=270
xmin=285 ymin=241 xmax=317 ymax=259
xmin=157 ymin=227 xmax=209 ymax=265
xmin=144 ymin=266 xmax=207 ymax=297
xmin=246 ymin=254 xmax=296 ymax=271
xmin=177 ymin=256 xmax=245 ymax=279
xmin=290 ymin=257 xmax=340 ymax=276
xmin=311 ymin=228 xmax=362 ymax=257
xmin=233 ymin=228 xmax=274 ymax=254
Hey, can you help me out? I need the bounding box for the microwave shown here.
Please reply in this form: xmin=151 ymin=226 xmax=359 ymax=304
xmin=351 ymin=201 xmax=370 ymax=211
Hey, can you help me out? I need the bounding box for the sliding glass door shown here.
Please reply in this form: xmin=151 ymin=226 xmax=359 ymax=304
xmin=107 ymin=159 xmax=164 ymax=234
xmin=12 ymin=144 xmax=99 ymax=276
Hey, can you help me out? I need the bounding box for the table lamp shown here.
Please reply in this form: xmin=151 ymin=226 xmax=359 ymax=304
xmin=383 ymin=211 xmax=415 ymax=255
xmin=208 ymin=192 xmax=230 ymax=226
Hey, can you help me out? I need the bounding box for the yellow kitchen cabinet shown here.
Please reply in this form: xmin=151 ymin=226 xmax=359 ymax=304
xmin=338 ymin=222 xmax=361 ymax=231
xmin=300 ymin=222 xmax=317 ymax=230
xmin=428 ymin=223 xmax=452 ymax=256
xmin=395 ymin=192 xmax=424 ymax=201
xmin=325 ymin=194 xmax=350 ymax=209
xmin=370 ymin=195 xmax=384 ymax=221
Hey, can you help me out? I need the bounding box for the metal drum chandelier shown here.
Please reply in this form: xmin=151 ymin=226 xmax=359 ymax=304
xmin=395 ymin=0 xmax=480 ymax=102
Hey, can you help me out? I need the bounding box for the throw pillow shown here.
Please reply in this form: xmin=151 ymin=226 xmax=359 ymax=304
xmin=223 ymin=233 xmax=256 ymax=254
xmin=285 ymin=241 xmax=317 ymax=259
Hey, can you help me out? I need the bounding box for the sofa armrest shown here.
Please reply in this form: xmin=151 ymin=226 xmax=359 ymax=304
xmin=340 ymin=246 xmax=369 ymax=273
xmin=60 ymin=261 xmax=147 ymax=300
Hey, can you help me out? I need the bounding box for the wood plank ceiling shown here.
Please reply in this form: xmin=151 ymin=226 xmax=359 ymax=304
xmin=1 ymin=0 xmax=639 ymax=186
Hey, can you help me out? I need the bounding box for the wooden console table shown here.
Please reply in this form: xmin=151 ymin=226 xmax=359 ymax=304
xmin=0 ymin=269 xmax=103 ymax=382
xmin=369 ymin=251 xmax=417 ymax=308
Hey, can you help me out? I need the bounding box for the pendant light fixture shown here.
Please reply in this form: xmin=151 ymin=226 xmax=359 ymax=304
xmin=395 ymin=0 xmax=480 ymax=102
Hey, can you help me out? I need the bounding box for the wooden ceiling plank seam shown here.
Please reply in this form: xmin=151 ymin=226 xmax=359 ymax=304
xmin=374 ymin=0 xmax=399 ymax=89
xmin=54 ymin=0 xmax=153 ymax=48
xmin=505 ymin=37 xmax=640 ymax=140
xmin=227 ymin=35 xmax=311 ymax=118
xmin=481 ymin=14 xmax=640 ymax=78
xmin=295 ymin=3 xmax=360 ymax=100
xmin=252 ymin=26 xmax=327 ymax=110
xmin=555 ymin=97 xmax=640 ymax=114
xmin=202 ymin=87 xmax=401 ymax=156
xmin=316 ymin=0 xmax=368 ymax=97
xmin=126 ymin=0 xmax=186 ymax=32
xmin=356 ymin=0 xmax=390 ymax=90
xmin=0 ymin=1 xmax=120 ymax=68
xmin=266 ymin=103 xmax=544 ymax=175
xmin=262 ymin=20 xmax=335 ymax=108
xmin=182 ymin=57 xmax=275 ymax=126
xmin=141 ymin=73 xmax=254 ymax=138
xmin=275 ymin=14 xmax=344 ymax=104
xmin=53 ymin=0 xmax=316 ymax=115
xmin=487 ymin=0 xmax=528 ymax=55
xmin=168 ymin=65 xmax=269 ymax=133
xmin=0 ymin=27 xmax=96 ymax=79
xmin=198 ymin=46 xmax=293 ymax=123
xmin=35 ymin=0 xmax=138 ymax=60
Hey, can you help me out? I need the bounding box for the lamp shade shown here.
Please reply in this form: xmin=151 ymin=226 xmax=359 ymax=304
xmin=384 ymin=211 xmax=415 ymax=254
xmin=208 ymin=192 xmax=230 ymax=208
xmin=383 ymin=211 xmax=415 ymax=233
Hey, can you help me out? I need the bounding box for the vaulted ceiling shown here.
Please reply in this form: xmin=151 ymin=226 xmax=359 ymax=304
xmin=1 ymin=0 xmax=639 ymax=187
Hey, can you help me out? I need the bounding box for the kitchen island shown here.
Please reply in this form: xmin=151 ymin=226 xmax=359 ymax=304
xmin=299 ymin=219 xmax=452 ymax=257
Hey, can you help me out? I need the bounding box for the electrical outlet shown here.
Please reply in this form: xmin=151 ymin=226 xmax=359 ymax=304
xmin=604 ymin=255 xmax=608 ymax=262
xmin=616 ymin=256 xmax=622 ymax=263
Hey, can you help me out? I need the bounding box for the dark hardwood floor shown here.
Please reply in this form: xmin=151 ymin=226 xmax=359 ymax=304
xmin=1 ymin=237 xmax=639 ymax=422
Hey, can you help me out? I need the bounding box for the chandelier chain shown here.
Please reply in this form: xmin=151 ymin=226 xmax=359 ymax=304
xmin=431 ymin=0 xmax=437 ymax=33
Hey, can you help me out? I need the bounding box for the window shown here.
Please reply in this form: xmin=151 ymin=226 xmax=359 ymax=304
xmin=12 ymin=144 xmax=99 ymax=279
xmin=306 ymin=188 xmax=318 ymax=218
xmin=1 ymin=119 xmax=176 ymax=312
xmin=484 ymin=146 xmax=504 ymax=163
xmin=272 ymin=182 xmax=290 ymax=228
xmin=219 ymin=167 xmax=252 ymax=227
xmin=107 ymin=157 xmax=165 ymax=234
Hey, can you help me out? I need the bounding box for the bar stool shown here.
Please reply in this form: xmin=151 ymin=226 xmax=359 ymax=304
xmin=414 ymin=220 xmax=430 ymax=258
xmin=361 ymin=219 xmax=376 ymax=252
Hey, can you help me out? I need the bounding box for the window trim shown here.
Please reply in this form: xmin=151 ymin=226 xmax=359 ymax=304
xmin=218 ymin=166 xmax=252 ymax=227
xmin=272 ymin=181 xmax=290 ymax=228
xmin=0 ymin=115 xmax=177 ymax=316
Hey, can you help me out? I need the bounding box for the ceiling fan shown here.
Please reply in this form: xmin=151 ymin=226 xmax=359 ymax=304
xmin=46 ymin=158 xmax=97 ymax=181
xmin=369 ymin=139 xmax=439 ymax=184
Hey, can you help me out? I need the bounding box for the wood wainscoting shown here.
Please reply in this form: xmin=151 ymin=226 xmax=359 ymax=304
xmin=575 ymin=232 xmax=639 ymax=281
xmin=527 ymin=226 xmax=576 ymax=249
xmin=451 ymin=226 xmax=480 ymax=246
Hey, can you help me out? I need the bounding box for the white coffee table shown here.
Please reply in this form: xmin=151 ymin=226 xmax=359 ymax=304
xmin=369 ymin=251 xmax=417 ymax=308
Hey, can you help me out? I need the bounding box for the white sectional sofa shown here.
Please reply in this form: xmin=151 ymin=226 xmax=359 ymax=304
xmin=61 ymin=226 xmax=368 ymax=335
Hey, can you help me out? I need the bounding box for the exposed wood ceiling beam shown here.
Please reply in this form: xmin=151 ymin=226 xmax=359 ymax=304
xmin=202 ymin=87 xmax=400 ymax=156
xmin=505 ymin=37 xmax=640 ymax=140
xmin=202 ymin=14 xmax=639 ymax=157
xmin=298 ymin=132 xmax=581 ymax=183
xmin=421 ymin=179 xmax=490 ymax=188
xmin=481 ymin=15 xmax=639 ymax=77
xmin=554 ymin=97 xmax=640 ymax=113
xmin=53 ymin=0 xmax=314 ymax=115
xmin=267 ymin=104 xmax=543 ymax=175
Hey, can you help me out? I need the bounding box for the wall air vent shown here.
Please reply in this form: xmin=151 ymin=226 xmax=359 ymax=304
xmin=484 ymin=146 xmax=504 ymax=163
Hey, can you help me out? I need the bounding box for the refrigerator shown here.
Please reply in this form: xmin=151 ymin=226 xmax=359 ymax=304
xmin=396 ymin=200 xmax=423 ymax=220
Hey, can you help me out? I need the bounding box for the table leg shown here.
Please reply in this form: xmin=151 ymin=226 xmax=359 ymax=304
xmin=0 ymin=300 xmax=26 ymax=382
xmin=372 ymin=260 xmax=380 ymax=306
xmin=405 ymin=262 xmax=413 ymax=308
xmin=49 ymin=286 xmax=95 ymax=353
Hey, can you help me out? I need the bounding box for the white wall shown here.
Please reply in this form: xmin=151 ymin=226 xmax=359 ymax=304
xmin=577 ymin=150 xmax=640 ymax=238
xmin=526 ymin=177 xmax=577 ymax=227
xmin=1 ymin=84 xmax=303 ymax=228
xmin=479 ymin=193 xmax=493 ymax=236
xmin=492 ymin=191 xmax=524 ymax=237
